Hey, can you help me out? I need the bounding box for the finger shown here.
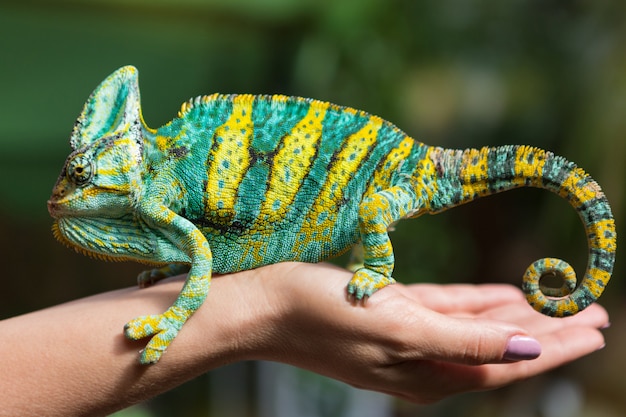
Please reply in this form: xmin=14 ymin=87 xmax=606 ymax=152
xmin=375 ymin=286 xmax=608 ymax=366
xmin=388 ymin=325 xmax=605 ymax=403
xmin=382 ymin=303 xmax=539 ymax=366
xmin=477 ymin=301 xmax=610 ymax=333
xmin=362 ymin=286 xmax=540 ymax=366
xmin=452 ymin=325 xmax=605 ymax=393
xmin=400 ymin=283 xmax=526 ymax=315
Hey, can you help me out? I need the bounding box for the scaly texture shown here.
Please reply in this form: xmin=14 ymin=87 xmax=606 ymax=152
xmin=48 ymin=66 xmax=616 ymax=364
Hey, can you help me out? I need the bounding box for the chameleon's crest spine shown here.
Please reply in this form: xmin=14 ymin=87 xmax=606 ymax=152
xmin=176 ymin=93 xmax=370 ymax=125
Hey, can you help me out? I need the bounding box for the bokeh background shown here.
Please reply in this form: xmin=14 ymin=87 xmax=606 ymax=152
xmin=1 ymin=0 xmax=625 ymax=416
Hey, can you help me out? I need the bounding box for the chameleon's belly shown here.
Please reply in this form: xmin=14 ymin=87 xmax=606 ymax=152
xmin=198 ymin=203 xmax=361 ymax=273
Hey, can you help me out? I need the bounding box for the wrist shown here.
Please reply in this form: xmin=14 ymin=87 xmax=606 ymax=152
xmin=189 ymin=265 xmax=294 ymax=366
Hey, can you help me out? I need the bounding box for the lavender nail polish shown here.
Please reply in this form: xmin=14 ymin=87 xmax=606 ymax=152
xmin=503 ymin=335 xmax=542 ymax=361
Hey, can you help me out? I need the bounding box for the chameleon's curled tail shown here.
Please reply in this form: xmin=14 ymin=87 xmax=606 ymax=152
xmin=428 ymin=145 xmax=616 ymax=317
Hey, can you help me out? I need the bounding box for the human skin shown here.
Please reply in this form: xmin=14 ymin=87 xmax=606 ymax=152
xmin=0 ymin=262 xmax=608 ymax=416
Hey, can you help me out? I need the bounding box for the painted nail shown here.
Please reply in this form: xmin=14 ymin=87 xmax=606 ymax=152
xmin=601 ymin=322 xmax=611 ymax=330
xmin=503 ymin=335 xmax=542 ymax=361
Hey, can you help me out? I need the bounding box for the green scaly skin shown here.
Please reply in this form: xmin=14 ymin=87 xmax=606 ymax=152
xmin=48 ymin=66 xmax=616 ymax=364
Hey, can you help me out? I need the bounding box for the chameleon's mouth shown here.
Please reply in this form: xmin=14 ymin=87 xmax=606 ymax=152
xmin=47 ymin=178 xmax=73 ymax=219
xmin=47 ymin=199 xmax=61 ymax=219
xmin=47 ymin=199 xmax=73 ymax=219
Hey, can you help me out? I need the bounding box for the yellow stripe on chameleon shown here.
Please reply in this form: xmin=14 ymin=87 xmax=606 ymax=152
xmin=557 ymin=168 xmax=589 ymax=204
xmin=82 ymin=187 xmax=109 ymax=200
xmin=365 ymin=136 xmax=414 ymax=196
xmin=191 ymin=229 xmax=212 ymax=259
xmin=522 ymin=263 xmax=545 ymax=306
xmin=316 ymin=116 xmax=383 ymax=216
xmin=589 ymin=219 xmax=617 ymax=251
xmin=511 ymin=146 xmax=546 ymax=188
xmin=162 ymin=210 xmax=177 ymax=223
xmin=296 ymin=116 xmax=384 ymax=251
xmin=155 ymin=135 xmax=169 ymax=153
xmin=332 ymin=116 xmax=382 ymax=179
xmin=205 ymin=95 xmax=253 ymax=216
xmin=554 ymin=298 xmax=580 ymax=317
xmin=98 ymin=166 xmax=133 ymax=177
xmin=545 ymin=258 xmax=559 ymax=268
xmin=586 ymin=269 xmax=611 ymax=297
xmin=571 ymin=179 xmax=603 ymax=208
xmin=260 ymin=100 xmax=329 ymax=221
xmin=460 ymin=148 xmax=490 ymax=199
xmin=403 ymin=147 xmax=440 ymax=208
xmin=462 ymin=148 xmax=489 ymax=181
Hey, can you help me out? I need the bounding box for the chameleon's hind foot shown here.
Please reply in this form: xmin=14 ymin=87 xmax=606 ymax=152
xmin=124 ymin=306 xmax=188 ymax=364
xmin=137 ymin=264 xmax=190 ymax=288
xmin=347 ymin=268 xmax=396 ymax=300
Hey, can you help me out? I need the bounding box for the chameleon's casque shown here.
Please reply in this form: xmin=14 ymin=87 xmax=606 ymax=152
xmin=48 ymin=66 xmax=616 ymax=364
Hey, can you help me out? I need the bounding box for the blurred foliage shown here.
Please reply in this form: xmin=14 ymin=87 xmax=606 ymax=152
xmin=1 ymin=0 xmax=625 ymax=416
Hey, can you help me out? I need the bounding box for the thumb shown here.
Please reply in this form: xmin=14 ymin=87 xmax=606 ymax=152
xmin=420 ymin=315 xmax=541 ymax=365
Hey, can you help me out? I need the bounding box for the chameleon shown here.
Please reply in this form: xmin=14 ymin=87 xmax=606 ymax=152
xmin=48 ymin=66 xmax=616 ymax=364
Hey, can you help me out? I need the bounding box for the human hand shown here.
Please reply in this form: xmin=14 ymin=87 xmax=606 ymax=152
xmin=245 ymin=262 xmax=608 ymax=403
xmin=0 ymin=261 xmax=607 ymax=415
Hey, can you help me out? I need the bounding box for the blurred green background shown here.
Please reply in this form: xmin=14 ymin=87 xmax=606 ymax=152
xmin=1 ymin=0 xmax=625 ymax=416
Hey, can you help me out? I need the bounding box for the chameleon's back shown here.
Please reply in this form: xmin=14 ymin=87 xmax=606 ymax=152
xmin=150 ymin=94 xmax=428 ymax=272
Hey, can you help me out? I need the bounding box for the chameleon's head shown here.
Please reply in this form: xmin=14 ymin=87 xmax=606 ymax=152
xmin=48 ymin=66 xmax=146 ymax=221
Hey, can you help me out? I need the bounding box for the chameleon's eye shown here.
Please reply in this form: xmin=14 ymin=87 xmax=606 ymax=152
xmin=66 ymin=153 xmax=94 ymax=186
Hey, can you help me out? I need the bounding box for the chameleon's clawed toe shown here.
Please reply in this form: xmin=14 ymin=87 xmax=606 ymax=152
xmin=347 ymin=268 xmax=395 ymax=302
xmin=139 ymin=343 xmax=168 ymax=364
xmin=124 ymin=312 xmax=183 ymax=364
xmin=124 ymin=314 xmax=160 ymax=340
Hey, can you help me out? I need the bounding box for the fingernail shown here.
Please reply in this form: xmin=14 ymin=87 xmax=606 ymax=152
xmin=503 ymin=335 xmax=542 ymax=361
xmin=601 ymin=322 xmax=611 ymax=330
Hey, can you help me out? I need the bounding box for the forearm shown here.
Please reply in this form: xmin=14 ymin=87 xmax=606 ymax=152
xmin=0 ymin=268 xmax=278 ymax=417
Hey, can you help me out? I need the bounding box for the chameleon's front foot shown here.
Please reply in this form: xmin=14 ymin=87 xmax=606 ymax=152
xmin=347 ymin=268 xmax=396 ymax=300
xmin=124 ymin=306 xmax=188 ymax=364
